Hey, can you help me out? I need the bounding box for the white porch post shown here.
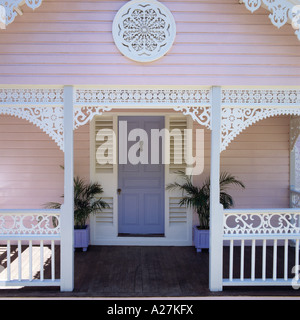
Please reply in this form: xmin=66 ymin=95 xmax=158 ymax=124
xmin=60 ymin=85 xmax=74 ymax=292
xmin=290 ymin=148 xmax=296 ymax=190
xmin=209 ymin=86 xmax=223 ymax=291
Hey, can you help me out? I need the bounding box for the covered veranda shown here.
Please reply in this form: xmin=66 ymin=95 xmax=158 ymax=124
xmin=0 ymin=245 xmax=299 ymax=297
xmin=0 ymin=86 xmax=300 ymax=293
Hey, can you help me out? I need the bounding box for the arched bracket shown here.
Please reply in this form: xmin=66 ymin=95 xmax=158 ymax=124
xmin=74 ymin=106 xmax=112 ymax=130
xmin=0 ymin=106 xmax=64 ymax=151
xmin=173 ymin=106 xmax=211 ymax=129
xmin=241 ymin=0 xmax=300 ymax=41
xmin=173 ymin=105 xmax=300 ymax=153
xmin=0 ymin=105 xmax=113 ymax=152
xmin=222 ymin=107 xmax=300 ymax=152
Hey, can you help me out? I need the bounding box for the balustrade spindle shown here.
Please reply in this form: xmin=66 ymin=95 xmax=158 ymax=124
xmin=0 ymin=209 xmax=60 ymax=287
xmin=251 ymin=240 xmax=256 ymax=281
xmin=240 ymin=240 xmax=244 ymax=281
xmin=273 ymin=239 xmax=277 ymax=281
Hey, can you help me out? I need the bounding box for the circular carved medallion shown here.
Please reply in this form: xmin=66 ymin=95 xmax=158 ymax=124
xmin=112 ymin=0 xmax=176 ymax=63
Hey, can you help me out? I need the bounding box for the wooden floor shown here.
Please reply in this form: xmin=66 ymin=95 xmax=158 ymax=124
xmin=0 ymin=245 xmax=300 ymax=298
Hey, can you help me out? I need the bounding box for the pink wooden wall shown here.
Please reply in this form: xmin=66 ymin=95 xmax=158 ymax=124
xmin=0 ymin=0 xmax=299 ymax=85
xmin=193 ymin=115 xmax=290 ymax=209
xmin=0 ymin=115 xmax=89 ymax=209
xmin=0 ymin=114 xmax=289 ymax=209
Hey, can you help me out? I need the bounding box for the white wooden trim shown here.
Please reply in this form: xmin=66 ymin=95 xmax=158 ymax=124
xmin=60 ymin=86 xmax=74 ymax=292
xmin=209 ymin=86 xmax=224 ymax=292
xmin=90 ymin=112 xmax=193 ymax=246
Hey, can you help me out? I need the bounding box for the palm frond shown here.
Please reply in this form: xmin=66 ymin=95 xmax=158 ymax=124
xmin=44 ymin=201 xmax=62 ymax=209
xmin=45 ymin=175 xmax=110 ymax=229
xmin=166 ymin=171 xmax=245 ymax=229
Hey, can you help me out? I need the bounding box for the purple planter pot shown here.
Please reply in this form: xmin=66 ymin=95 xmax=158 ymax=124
xmin=193 ymin=226 xmax=209 ymax=253
xmin=74 ymin=225 xmax=90 ymax=252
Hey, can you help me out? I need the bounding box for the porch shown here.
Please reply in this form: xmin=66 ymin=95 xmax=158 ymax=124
xmin=0 ymin=245 xmax=299 ymax=298
xmin=0 ymin=86 xmax=300 ymax=293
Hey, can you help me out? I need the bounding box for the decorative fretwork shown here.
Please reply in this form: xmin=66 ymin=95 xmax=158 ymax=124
xmin=224 ymin=209 xmax=300 ymax=236
xmin=222 ymin=89 xmax=300 ymax=106
xmin=0 ymin=88 xmax=64 ymax=105
xmin=241 ymin=0 xmax=300 ymax=41
xmin=112 ymin=0 xmax=176 ymax=62
xmin=173 ymin=106 xmax=211 ymax=129
xmin=221 ymin=107 xmax=300 ymax=152
xmin=0 ymin=106 xmax=64 ymax=151
xmin=0 ymin=0 xmax=44 ymax=27
xmin=0 ymin=87 xmax=299 ymax=153
xmin=74 ymin=106 xmax=112 ymax=130
xmin=0 ymin=210 xmax=60 ymax=235
xmin=75 ymin=88 xmax=211 ymax=107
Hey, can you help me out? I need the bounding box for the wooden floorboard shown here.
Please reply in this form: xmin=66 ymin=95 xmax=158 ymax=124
xmin=0 ymin=245 xmax=299 ymax=297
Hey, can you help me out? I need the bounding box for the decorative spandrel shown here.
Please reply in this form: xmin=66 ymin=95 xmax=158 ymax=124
xmin=241 ymin=0 xmax=300 ymax=41
xmin=112 ymin=0 xmax=176 ymax=62
xmin=0 ymin=0 xmax=43 ymax=27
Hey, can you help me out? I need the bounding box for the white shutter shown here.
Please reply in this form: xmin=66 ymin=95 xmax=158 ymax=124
xmin=169 ymin=197 xmax=187 ymax=224
xmin=169 ymin=116 xmax=188 ymax=174
xmin=94 ymin=116 xmax=114 ymax=173
xmin=95 ymin=197 xmax=114 ymax=225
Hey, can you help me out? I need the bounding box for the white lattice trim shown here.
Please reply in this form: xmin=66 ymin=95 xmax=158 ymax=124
xmin=222 ymin=89 xmax=300 ymax=106
xmin=1 ymin=88 xmax=300 ymax=153
xmin=224 ymin=208 xmax=300 ymax=236
xmin=0 ymin=106 xmax=64 ymax=151
xmin=75 ymin=89 xmax=211 ymax=107
xmin=0 ymin=88 xmax=63 ymax=105
xmin=221 ymin=107 xmax=300 ymax=152
xmin=241 ymin=0 xmax=300 ymax=40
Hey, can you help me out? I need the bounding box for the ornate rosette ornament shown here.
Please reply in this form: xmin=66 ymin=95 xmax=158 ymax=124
xmin=112 ymin=0 xmax=176 ymax=62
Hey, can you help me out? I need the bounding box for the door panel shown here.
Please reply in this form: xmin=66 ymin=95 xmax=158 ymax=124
xmin=118 ymin=116 xmax=165 ymax=235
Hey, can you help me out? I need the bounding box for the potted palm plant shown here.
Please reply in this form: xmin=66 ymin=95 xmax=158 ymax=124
xmin=46 ymin=176 xmax=109 ymax=251
xmin=166 ymin=171 xmax=245 ymax=252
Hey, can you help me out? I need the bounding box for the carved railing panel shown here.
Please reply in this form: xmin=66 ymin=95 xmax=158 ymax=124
xmin=0 ymin=209 xmax=60 ymax=236
xmin=224 ymin=209 xmax=300 ymax=236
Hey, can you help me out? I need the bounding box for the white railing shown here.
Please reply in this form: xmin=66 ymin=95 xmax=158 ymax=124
xmin=0 ymin=209 xmax=60 ymax=287
xmin=223 ymin=208 xmax=300 ymax=287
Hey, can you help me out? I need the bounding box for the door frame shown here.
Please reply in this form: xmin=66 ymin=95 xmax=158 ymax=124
xmin=89 ymin=111 xmax=193 ymax=246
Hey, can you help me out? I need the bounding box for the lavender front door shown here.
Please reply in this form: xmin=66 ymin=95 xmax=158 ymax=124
xmin=118 ymin=116 xmax=165 ymax=235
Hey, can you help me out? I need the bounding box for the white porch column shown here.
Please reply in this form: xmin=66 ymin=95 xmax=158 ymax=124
xmin=209 ymin=86 xmax=223 ymax=292
xmin=291 ymin=148 xmax=296 ymax=191
xmin=60 ymin=86 xmax=74 ymax=292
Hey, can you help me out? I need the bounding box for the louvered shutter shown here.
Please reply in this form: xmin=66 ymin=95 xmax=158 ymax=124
xmin=95 ymin=116 xmax=114 ymax=173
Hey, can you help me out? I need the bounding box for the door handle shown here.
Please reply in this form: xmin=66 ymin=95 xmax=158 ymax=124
xmin=117 ymin=188 xmax=122 ymax=195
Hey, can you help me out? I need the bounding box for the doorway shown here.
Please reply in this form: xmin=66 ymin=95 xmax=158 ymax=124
xmin=118 ymin=116 xmax=165 ymax=236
